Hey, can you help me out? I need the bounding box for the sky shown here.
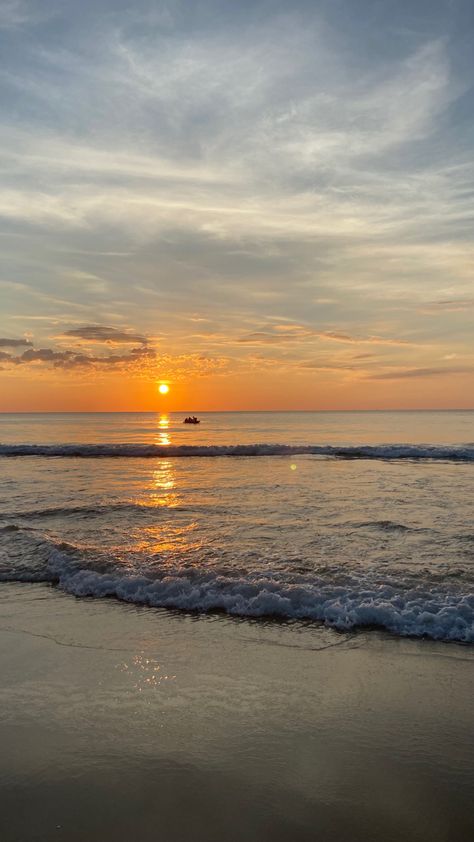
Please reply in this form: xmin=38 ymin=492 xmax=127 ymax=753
xmin=0 ymin=0 xmax=473 ymax=411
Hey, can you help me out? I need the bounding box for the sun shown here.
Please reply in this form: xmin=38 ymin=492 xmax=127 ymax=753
xmin=158 ymin=383 xmax=169 ymax=395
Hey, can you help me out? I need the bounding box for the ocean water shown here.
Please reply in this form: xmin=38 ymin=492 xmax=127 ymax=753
xmin=1 ymin=411 xmax=473 ymax=643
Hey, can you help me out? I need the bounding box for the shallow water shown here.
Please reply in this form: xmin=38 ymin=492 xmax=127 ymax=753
xmin=1 ymin=412 xmax=473 ymax=642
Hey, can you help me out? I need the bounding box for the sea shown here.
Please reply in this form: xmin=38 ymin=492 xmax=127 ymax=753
xmin=1 ymin=411 xmax=473 ymax=643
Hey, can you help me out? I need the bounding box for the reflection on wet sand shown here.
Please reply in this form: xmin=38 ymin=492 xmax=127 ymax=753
xmin=118 ymin=653 xmax=176 ymax=693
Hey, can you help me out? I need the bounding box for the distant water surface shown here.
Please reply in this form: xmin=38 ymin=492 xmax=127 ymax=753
xmin=0 ymin=410 xmax=473 ymax=445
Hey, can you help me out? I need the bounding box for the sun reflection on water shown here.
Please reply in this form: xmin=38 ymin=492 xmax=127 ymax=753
xmin=148 ymin=461 xmax=181 ymax=509
xmin=149 ymin=417 xmax=179 ymax=504
xmin=133 ymin=520 xmax=200 ymax=555
xmin=154 ymin=462 xmax=174 ymax=490
xmin=156 ymin=414 xmax=171 ymax=446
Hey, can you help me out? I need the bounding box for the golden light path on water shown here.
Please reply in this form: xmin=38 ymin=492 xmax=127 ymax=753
xmin=157 ymin=414 xmax=171 ymax=446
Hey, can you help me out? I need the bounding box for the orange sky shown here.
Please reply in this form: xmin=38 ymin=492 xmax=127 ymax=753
xmin=1 ymin=362 xmax=473 ymax=412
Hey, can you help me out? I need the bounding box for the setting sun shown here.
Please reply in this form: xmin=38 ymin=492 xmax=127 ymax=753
xmin=158 ymin=384 xmax=169 ymax=395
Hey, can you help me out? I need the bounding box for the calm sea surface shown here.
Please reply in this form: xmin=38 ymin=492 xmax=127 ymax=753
xmin=1 ymin=411 xmax=473 ymax=642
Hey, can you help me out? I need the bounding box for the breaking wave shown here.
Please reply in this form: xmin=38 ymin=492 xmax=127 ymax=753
xmin=1 ymin=529 xmax=473 ymax=643
xmin=1 ymin=442 xmax=474 ymax=461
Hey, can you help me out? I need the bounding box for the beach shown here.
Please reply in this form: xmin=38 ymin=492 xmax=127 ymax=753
xmin=1 ymin=582 xmax=473 ymax=842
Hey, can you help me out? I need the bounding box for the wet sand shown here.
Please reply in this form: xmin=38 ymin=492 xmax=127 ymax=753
xmin=0 ymin=583 xmax=473 ymax=842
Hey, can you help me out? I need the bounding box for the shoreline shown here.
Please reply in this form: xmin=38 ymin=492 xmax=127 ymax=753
xmin=4 ymin=580 xmax=474 ymax=649
xmin=1 ymin=583 xmax=473 ymax=842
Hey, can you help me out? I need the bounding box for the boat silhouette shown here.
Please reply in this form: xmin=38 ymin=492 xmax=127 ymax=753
xmin=184 ymin=416 xmax=200 ymax=424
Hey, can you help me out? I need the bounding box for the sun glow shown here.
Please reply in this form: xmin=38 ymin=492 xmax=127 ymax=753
xmin=158 ymin=383 xmax=169 ymax=394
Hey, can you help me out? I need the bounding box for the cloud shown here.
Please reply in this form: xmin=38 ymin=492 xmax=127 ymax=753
xmin=420 ymin=298 xmax=474 ymax=314
xmin=20 ymin=348 xmax=69 ymax=363
xmin=367 ymin=366 xmax=473 ymax=381
xmin=10 ymin=344 xmax=153 ymax=370
xmin=0 ymin=337 xmax=32 ymax=347
xmin=298 ymin=360 xmax=357 ymax=372
xmin=0 ymin=0 xmax=36 ymax=29
xmin=61 ymin=326 xmax=148 ymax=345
xmin=238 ymin=326 xmax=413 ymax=346
xmin=238 ymin=331 xmax=296 ymax=345
xmin=0 ymin=24 xmax=461 ymax=251
xmin=2 ymin=340 xmax=226 ymax=382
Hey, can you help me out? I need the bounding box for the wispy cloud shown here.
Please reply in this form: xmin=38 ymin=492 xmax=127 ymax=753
xmin=0 ymin=23 xmax=463 ymax=248
xmin=0 ymin=336 xmax=32 ymax=347
xmin=238 ymin=326 xmax=415 ymax=346
xmin=61 ymin=326 xmax=148 ymax=345
xmin=367 ymin=366 xmax=473 ymax=380
xmin=0 ymin=0 xmax=39 ymax=29
xmin=12 ymin=345 xmax=152 ymax=370
xmin=420 ymin=297 xmax=474 ymax=314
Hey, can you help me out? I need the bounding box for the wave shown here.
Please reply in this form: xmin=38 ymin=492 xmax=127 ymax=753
xmin=1 ymin=442 xmax=474 ymax=461
xmin=1 ymin=529 xmax=473 ymax=643
xmin=0 ymin=501 xmax=173 ymax=521
xmin=356 ymin=520 xmax=425 ymax=533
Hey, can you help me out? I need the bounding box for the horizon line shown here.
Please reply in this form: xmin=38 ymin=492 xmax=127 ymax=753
xmin=1 ymin=408 xmax=473 ymax=415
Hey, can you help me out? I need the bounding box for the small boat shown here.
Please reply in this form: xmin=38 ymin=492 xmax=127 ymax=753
xmin=184 ymin=416 xmax=200 ymax=424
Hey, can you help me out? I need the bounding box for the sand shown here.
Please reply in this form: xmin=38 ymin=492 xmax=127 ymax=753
xmin=0 ymin=583 xmax=473 ymax=842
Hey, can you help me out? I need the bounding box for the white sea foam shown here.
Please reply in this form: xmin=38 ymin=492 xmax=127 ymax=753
xmin=1 ymin=442 xmax=474 ymax=461
xmin=1 ymin=535 xmax=473 ymax=643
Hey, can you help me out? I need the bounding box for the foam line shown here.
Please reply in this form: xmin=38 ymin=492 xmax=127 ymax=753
xmin=1 ymin=443 xmax=473 ymax=461
xmin=1 ymin=537 xmax=472 ymax=642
